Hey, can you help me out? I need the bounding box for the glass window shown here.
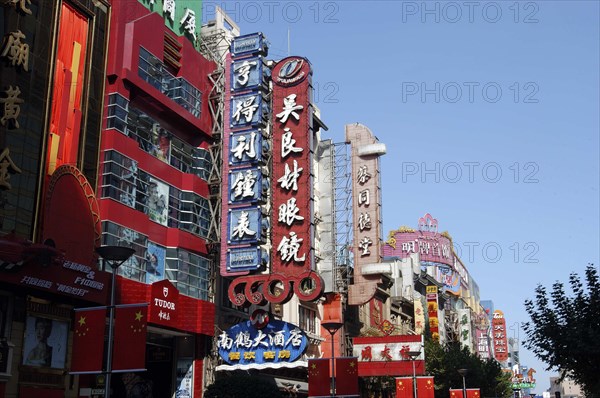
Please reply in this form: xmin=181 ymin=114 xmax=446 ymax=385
xmin=165 ymin=248 xmax=211 ymax=301
xmin=299 ymin=306 xmax=316 ymax=333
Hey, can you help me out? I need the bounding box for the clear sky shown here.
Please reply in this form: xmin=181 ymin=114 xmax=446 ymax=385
xmin=203 ymin=1 xmax=600 ymax=393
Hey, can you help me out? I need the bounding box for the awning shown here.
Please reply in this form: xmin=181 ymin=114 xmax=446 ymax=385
xmin=215 ymin=361 xmax=307 ymax=371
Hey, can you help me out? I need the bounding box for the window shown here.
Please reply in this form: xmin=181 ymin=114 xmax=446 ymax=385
xmin=106 ymin=93 xmax=129 ymax=134
xmin=165 ymin=248 xmax=211 ymax=301
xmin=299 ymin=306 xmax=316 ymax=334
xmin=101 ymin=221 xmax=148 ymax=282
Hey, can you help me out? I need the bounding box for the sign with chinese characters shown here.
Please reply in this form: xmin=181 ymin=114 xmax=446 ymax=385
xmin=382 ymin=229 xmax=453 ymax=267
xmin=227 ymin=207 xmax=263 ymax=244
xmin=491 ymin=310 xmax=509 ymax=361
xmin=346 ymin=124 xmax=387 ymax=306
xmin=457 ymin=308 xmax=472 ymax=350
xmin=231 ymin=57 xmax=265 ymax=92
xmin=426 ymin=285 xmax=440 ymax=342
xmin=230 ymin=93 xmax=266 ymax=128
xmin=226 ymin=247 xmax=268 ymax=273
xmin=231 ymin=32 xmax=267 ymax=58
xmin=352 ymin=335 xmax=425 ymax=377
xmin=217 ymin=319 xmax=308 ymax=366
xmin=475 ymin=328 xmax=490 ymax=359
xmin=271 ymin=57 xmax=312 ymax=277
xmin=149 ymin=279 xmax=179 ymax=327
xmin=229 ymin=130 xmax=266 ymax=165
xmin=228 ymin=168 xmax=264 ymax=204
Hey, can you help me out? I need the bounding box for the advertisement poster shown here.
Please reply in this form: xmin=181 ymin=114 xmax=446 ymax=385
xmin=116 ymin=225 xmax=148 ymax=281
xmin=146 ymin=242 xmax=166 ymax=284
xmin=22 ymin=316 xmax=68 ymax=369
xmin=147 ymin=177 xmax=169 ymax=226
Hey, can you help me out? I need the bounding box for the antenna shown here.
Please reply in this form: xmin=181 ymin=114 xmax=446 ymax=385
xmin=287 ymin=27 xmax=290 ymax=55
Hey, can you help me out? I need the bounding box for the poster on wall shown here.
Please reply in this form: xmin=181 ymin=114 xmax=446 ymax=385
xmin=119 ymin=158 xmax=138 ymax=208
xmin=22 ymin=315 xmax=68 ymax=369
xmin=151 ymin=123 xmax=171 ymax=163
xmin=145 ymin=242 xmax=166 ymax=284
xmin=147 ymin=177 xmax=169 ymax=226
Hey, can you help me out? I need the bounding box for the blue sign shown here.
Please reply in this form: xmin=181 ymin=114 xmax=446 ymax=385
xmin=217 ymin=319 xmax=308 ymax=365
xmin=229 ymin=130 xmax=265 ymax=165
xmin=228 ymin=168 xmax=265 ymax=204
xmin=231 ymin=57 xmax=264 ymax=92
xmin=231 ymin=33 xmax=267 ymax=57
xmin=230 ymin=93 xmax=269 ymax=129
xmin=228 ymin=207 xmax=262 ymax=244
xmin=226 ymin=247 xmax=268 ymax=272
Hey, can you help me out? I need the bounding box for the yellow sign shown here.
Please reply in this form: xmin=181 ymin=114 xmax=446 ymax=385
xmin=426 ymin=286 xmax=438 ymax=294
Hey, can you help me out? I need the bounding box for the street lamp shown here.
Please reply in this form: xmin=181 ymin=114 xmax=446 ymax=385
xmin=458 ymin=368 xmax=469 ymax=398
xmin=322 ymin=321 xmax=343 ymax=398
xmin=407 ymin=350 xmax=421 ymax=398
xmin=96 ymin=246 xmax=135 ymax=398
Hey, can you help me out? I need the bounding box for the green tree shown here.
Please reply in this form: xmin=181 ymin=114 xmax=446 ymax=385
xmin=204 ymin=374 xmax=283 ymax=398
xmin=523 ymin=264 xmax=600 ymax=397
xmin=425 ymin=339 xmax=512 ymax=398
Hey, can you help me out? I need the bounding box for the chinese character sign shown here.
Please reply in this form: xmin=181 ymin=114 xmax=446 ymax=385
xmin=271 ymin=57 xmax=313 ymax=277
xmin=492 ymin=310 xmax=509 ymax=361
xmin=217 ymin=319 xmax=308 ymax=365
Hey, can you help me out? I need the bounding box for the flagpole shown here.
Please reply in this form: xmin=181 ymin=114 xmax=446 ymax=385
xmin=96 ymin=246 xmax=135 ymax=398
xmin=322 ymin=321 xmax=343 ymax=397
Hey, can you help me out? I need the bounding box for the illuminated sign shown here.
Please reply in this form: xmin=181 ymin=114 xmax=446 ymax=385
xmin=226 ymin=247 xmax=268 ymax=272
xmin=217 ymin=319 xmax=308 ymax=365
xmin=229 ymin=130 xmax=267 ymax=165
xmin=227 ymin=207 xmax=264 ymax=245
xmin=228 ymin=168 xmax=265 ymax=204
xmin=231 ymin=33 xmax=267 ymax=58
xmin=231 ymin=57 xmax=265 ymax=92
xmin=149 ymin=279 xmax=179 ymax=327
xmin=492 ymin=310 xmax=509 ymax=361
xmin=230 ymin=93 xmax=267 ymax=129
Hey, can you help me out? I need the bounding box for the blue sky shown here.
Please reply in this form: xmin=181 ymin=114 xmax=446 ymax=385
xmin=203 ymin=1 xmax=600 ymax=392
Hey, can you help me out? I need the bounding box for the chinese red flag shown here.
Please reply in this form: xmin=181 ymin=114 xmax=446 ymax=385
xmin=467 ymin=388 xmax=481 ymax=398
xmin=112 ymin=304 xmax=147 ymax=371
xmin=71 ymin=308 xmax=106 ymax=373
xmin=417 ymin=376 xmax=435 ymax=398
xmin=450 ymin=389 xmax=464 ymax=398
xmin=396 ymin=377 xmax=413 ymax=398
xmin=335 ymin=357 xmax=359 ymax=396
xmin=308 ymin=358 xmax=331 ymax=397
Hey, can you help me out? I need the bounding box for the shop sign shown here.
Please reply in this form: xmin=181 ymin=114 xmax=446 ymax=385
xmin=149 ymin=279 xmax=179 ymax=327
xmin=229 ymin=130 xmax=265 ymax=166
xmin=227 ymin=207 xmax=263 ymax=244
xmin=0 ymin=259 xmax=110 ymax=303
xmin=228 ymin=168 xmax=264 ymax=204
xmin=217 ymin=319 xmax=307 ymax=365
xmin=231 ymin=57 xmax=264 ymax=92
xmin=226 ymin=247 xmax=267 ymax=272
xmin=231 ymin=33 xmax=266 ymax=57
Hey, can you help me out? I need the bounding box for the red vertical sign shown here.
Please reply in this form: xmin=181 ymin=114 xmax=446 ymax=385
xmin=335 ymin=357 xmax=359 ymax=396
xmin=417 ymin=376 xmax=435 ymax=398
xmin=112 ymin=304 xmax=148 ymax=371
xmin=396 ymin=377 xmax=414 ymax=398
xmin=492 ymin=310 xmax=509 ymax=361
xmin=271 ymin=57 xmax=313 ymax=277
xmin=308 ymin=358 xmax=330 ymax=397
xmin=71 ymin=307 xmax=106 ymax=373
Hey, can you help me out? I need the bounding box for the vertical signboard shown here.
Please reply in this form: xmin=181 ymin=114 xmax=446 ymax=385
xmin=220 ymin=34 xmax=270 ymax=281
xmin=492 ymin=310 xmax=509 ymax=362
xmin=346 ymin=124 xmax=387 ymax=306
xmin=457 ymin=308 xmax=472 ymax=351
xmin=426 ymin=285 xmax=440 ymax=342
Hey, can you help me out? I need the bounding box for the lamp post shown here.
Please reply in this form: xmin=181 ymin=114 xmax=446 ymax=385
xmin=96 ymin=246 xmax=135 ymax=398
xmin=322 ymin=321 xmax=343 ymax=398
xmin=407 ymin=350 xmax=421 ymax=398
xmin=458 ymin=368 xmax=469 ymax=398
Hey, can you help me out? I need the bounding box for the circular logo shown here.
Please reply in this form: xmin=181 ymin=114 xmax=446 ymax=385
xmin=273 ymin=57 xmax=310 ymax=87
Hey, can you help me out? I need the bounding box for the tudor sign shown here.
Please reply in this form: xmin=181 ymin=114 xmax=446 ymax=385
xmin=150 ymin=279 xmax=179 ymax=327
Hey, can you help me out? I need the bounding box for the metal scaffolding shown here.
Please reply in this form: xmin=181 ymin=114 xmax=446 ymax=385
xmin=332 ymin=142 xmax=353 ymax=294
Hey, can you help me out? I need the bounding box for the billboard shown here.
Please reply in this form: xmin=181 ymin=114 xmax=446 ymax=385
xmin=491 ymin=310 xmax=509 ymax=362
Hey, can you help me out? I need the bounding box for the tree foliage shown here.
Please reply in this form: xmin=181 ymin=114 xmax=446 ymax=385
xmin=203 ymin=374 xmax=283 ymax=398
xmin=425 ymin=339 xmax=512 ymax=398
xmin=523 ymin=264 xmax=600 ymax=397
